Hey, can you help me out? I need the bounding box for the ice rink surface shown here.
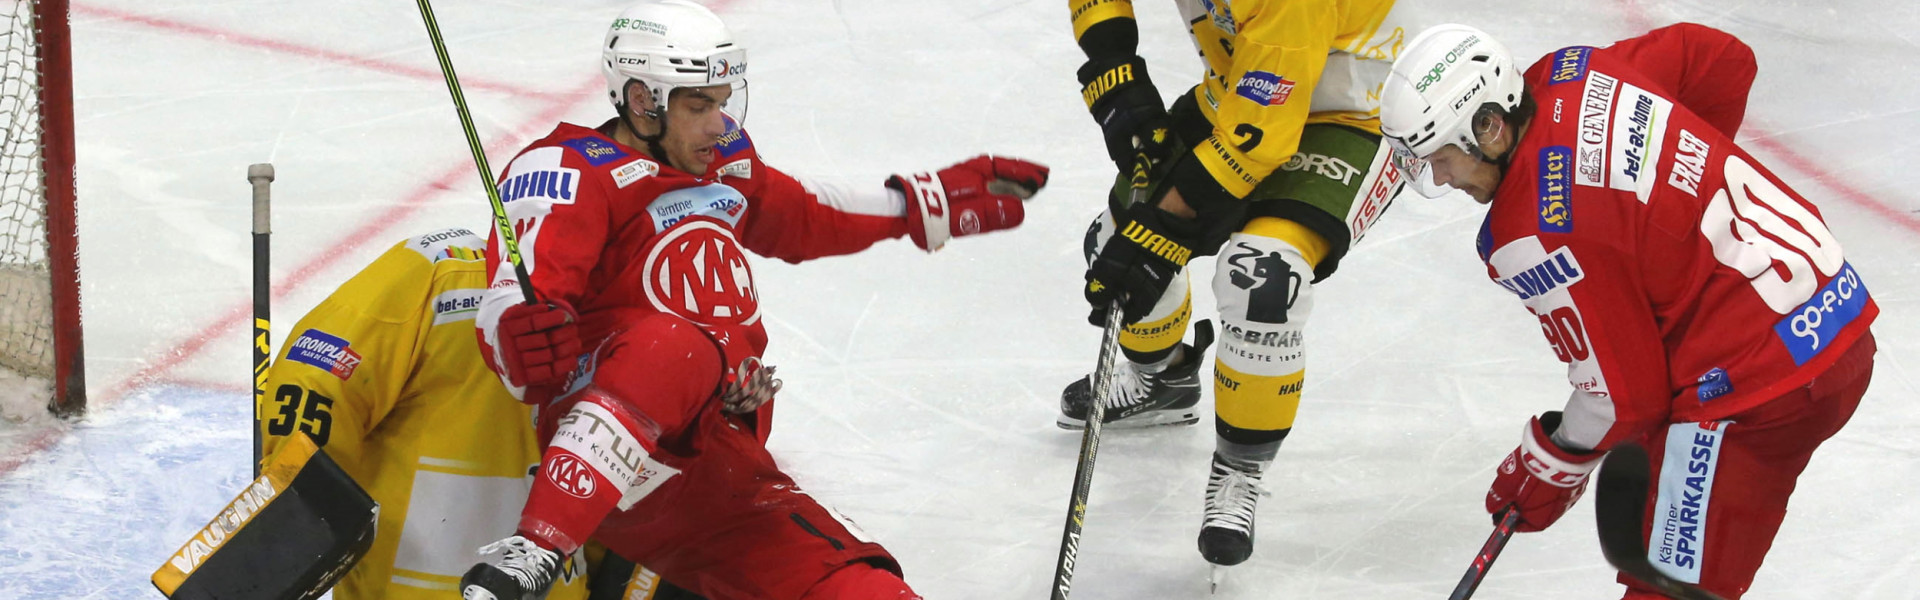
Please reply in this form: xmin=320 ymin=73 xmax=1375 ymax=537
xmin=1 ymin=0 xmax=1916 ymax=597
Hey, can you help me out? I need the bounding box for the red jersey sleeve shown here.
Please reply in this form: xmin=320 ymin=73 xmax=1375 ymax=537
xmin=725 ymin=156 xmax=910 ymax=264
xmin=1602 ymin=23 xmax=1757 ymax=137
xmin=1485 ymin=232 xmax=1670 ymax=451
xmin=476 ymin=136 xmax=616 ymax=393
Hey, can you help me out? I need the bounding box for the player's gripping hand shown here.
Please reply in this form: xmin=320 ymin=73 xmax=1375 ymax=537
xmin=1085 ymin=201 xmax=1197 ymax=326
xmin=1078 ymin=56 xmax=1174 ymax=176
xmin=496 ymin=300 xmax=582 ymax=390
xmin=890 ymin=155 xmax=1050 ymax=252
xmin=1486 ymin=412 xmax=1604 ymax=532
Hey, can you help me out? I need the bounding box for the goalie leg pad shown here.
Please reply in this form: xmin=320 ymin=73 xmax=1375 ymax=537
xmin=152 ymin=432 xmax=378 ymax=600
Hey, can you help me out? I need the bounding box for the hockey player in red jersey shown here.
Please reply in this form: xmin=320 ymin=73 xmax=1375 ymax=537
xmin=455 ymin=2 xmax=1049 ymax=599
xmin=1380 ymin=23 xmax=1877 ymax=599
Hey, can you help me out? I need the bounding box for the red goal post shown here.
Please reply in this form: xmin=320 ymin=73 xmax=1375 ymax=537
xmin=0 ymin=0 xmax=83 ymax=418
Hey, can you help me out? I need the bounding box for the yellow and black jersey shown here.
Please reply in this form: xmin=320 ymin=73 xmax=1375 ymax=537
xmin=1072 ymin=0 xmax=1410 ymax=198
xmin=259 ymin=228 xmax=590 ymax=599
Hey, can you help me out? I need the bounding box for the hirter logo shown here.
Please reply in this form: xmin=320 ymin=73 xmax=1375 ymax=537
xmin=546 ymin=454 xmax=597 ymax=499
xmin=643 ymin=220 xmax=760 ymax=326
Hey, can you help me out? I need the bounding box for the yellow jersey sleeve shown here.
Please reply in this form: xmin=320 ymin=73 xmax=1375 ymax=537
xmin=1196 ymin=0 xmax=1339 ymax=198
xmin=1184 ymin=0 xmax=1403 ymax=199
xmin=260 ymin=237 xmax=431 ymax=470
xmin=260 ymin=228 xmax=593 ymax=600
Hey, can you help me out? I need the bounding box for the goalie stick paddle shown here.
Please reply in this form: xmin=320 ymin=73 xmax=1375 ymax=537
xmin=1448 ymin=509 xmax=1520 ymax=600
xmin=1594 ymin=443 xmax=1729 ymax=600
xmin=249 ymin=164 xmax=274 ymax=477
xmin=412 ymin=0 xmax=536 ymax=304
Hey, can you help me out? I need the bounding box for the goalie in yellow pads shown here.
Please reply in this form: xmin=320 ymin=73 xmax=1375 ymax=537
xmin=158 ymin=228 xmax=678 ymax=599
xmin=1064 ymin=0 xmax=1417 ymax=579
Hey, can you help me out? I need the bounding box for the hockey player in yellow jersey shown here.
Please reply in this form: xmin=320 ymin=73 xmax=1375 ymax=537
xmin=259 ymin=228 xmax=670 ymax=599
xmin=1065 ymin=0 xmax=1414 ymax=578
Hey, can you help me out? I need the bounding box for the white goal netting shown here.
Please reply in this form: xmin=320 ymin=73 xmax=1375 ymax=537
xmin=0 ymin=0 xmax=56 ymax=421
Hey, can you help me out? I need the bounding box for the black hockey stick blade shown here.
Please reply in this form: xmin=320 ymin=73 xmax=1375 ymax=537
xmin=1448 ymin=509 xmax=1520 ymax=600
xmin=1594 ymin=443 xmax=1727 ymax=600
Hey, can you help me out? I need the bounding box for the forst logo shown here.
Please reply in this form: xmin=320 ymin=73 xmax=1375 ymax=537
xmin=644 ymin=220 xmax=760 ymax=326
xmin=546 ymin=454 xmax=598 ymax=499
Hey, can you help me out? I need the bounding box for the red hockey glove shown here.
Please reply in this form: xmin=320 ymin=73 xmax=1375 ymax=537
xmin=1486 ymin=411 xmax=1604 ymax=532
xmin=889 ymin=155 xmax=1050 ymax=251
xmin=496 ymin=300 xmax=582 ymax=389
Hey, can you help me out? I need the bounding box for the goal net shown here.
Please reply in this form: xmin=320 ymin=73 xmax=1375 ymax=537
xmin=0 ymin=0 xmax=81 ymax=421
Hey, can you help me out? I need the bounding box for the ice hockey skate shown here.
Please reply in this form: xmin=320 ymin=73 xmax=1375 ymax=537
xmin=1199 ymin=452 xmax=1269 ymax=591
xmin=459 ymin=536 xmax=562 ymax=600
xmin=1057 ymin=321 xmax=1214 ymax=430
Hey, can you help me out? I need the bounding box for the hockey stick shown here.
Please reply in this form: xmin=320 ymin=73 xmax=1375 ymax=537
xmin=411 ymin=0 xmax=536 ymax=304
xmin=1594 ymin=443 xmax=1728 ymax=600
xmin=1050 ymin=301 xmax=1124 ymax=600
xmin=1051 ymin=145 xmax=1157 ymax=599
xmin=1448 ymin=509 xmax=1521 ymax=600
xmin=249 ymin=163 xmax=273 ymax=477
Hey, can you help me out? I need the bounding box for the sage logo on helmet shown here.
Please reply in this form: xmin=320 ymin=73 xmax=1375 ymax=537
xmin=1379 ymin=24 xmax=1525 ymax=198
xmin=601 ymin=0 xmax=750 ymax=122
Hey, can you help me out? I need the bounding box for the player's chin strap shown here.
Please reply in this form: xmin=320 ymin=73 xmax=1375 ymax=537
xmin=616 ymin=89 xmax=672 ymax=161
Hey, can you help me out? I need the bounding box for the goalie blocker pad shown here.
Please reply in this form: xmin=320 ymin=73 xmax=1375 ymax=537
xmin=152 ymin=432 xmax=378 ymax=600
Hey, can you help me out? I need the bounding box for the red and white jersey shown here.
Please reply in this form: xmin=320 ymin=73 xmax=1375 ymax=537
xmin=1481 ymin=24 xmax=1878 ymax=450
xmin=476 ymin=118 xmax=910 ymax=402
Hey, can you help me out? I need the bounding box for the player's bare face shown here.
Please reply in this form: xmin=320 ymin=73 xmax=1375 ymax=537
xmin=1426 ymin=144 xmax=1502 ymax=204
xmin=661 ymin=85 xmax=734 ymax=175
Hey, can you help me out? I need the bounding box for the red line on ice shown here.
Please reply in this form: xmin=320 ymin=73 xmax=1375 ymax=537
xmin=0 ymin=76 xmax=596 ymax=477
xmin=1609 ymin=0 xmax=1920 ymax=234
xmin=96 ymin=76 xmax=601 ymax=405
xmin=72 ymin=3 xmax=564 ymax=101
xmin=0 ymin=0 xmax=722 ymax=476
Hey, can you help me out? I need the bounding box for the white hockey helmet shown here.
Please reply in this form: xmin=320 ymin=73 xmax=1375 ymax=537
xmin=601 ymin=0 xmax=749 ymax=123
xmin=1379 ymin=24 xmax=1524 ymax=197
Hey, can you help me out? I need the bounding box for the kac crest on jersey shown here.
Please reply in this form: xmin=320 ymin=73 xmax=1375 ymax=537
xmin=643 ymin=219 xmax=760 ymax=326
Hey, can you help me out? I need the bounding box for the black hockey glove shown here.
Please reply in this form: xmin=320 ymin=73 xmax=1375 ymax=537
xmin=1085 ymin=201 xmax=1200 ymax=327
xmin=1078 ymin=56 xmax=1176 ymax=177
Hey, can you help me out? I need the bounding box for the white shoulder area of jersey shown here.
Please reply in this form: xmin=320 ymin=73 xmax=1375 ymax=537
xmin=1486 ymin=235 xmax=1588 ymax=309
xmin=404 ymin=227 xmax=487 ymax=263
